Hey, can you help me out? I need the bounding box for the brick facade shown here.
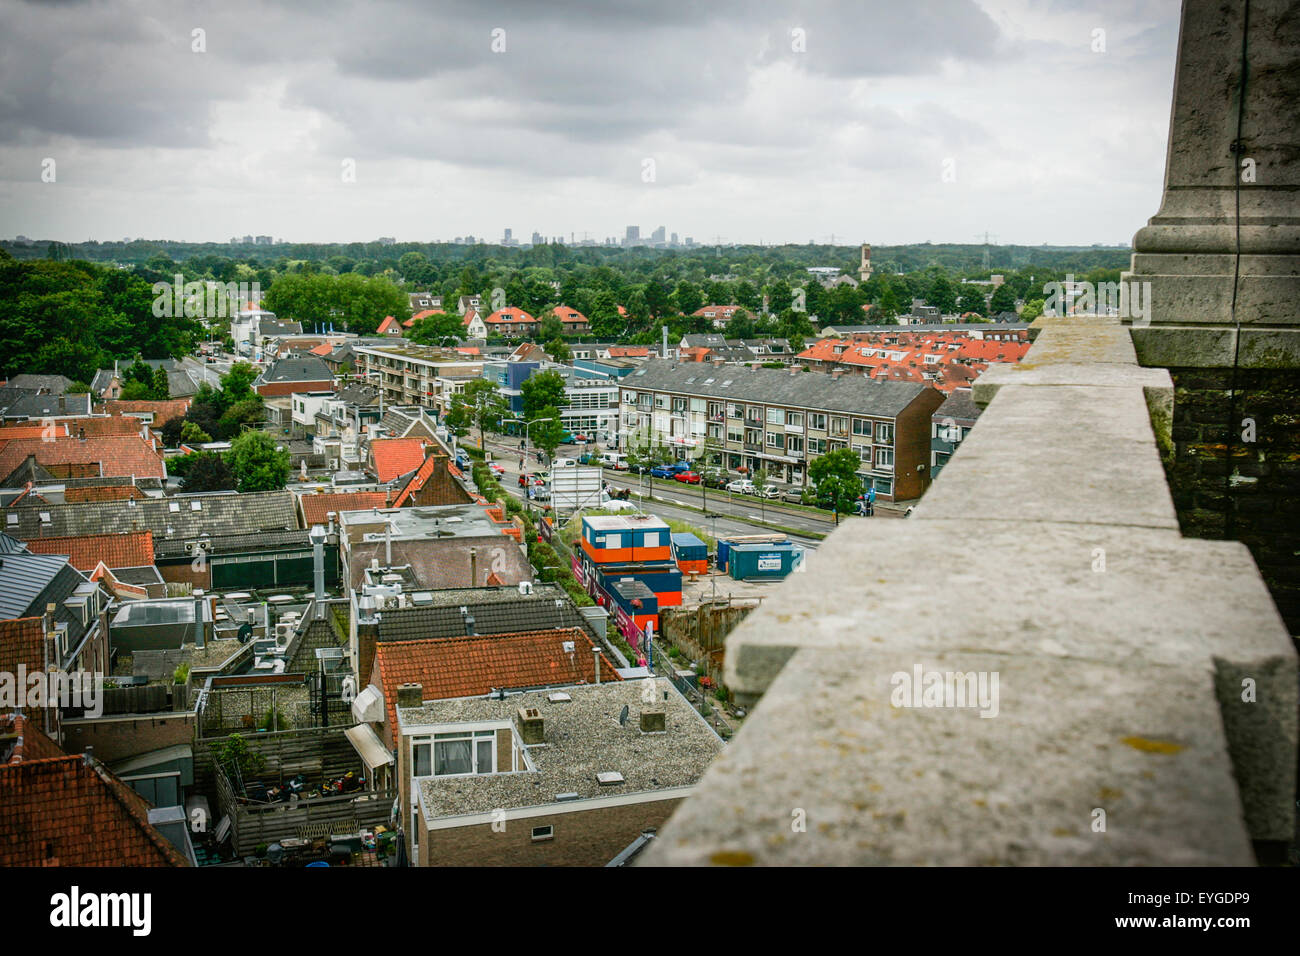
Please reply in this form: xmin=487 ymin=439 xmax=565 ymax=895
xmin=61 ymin=712 xmax=197 ymax=763
xmin=418 ymin=795 xmax=685 ymax=866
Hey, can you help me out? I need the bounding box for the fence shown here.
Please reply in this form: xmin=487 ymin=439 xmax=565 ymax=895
xmin=203 ymin=725 xmax=396 ymax=857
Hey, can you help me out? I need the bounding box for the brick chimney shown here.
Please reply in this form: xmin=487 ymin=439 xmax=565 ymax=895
xmin=396 ymin=682 xmax=423 ymax=708
xmin=356 ymin=619 xmax=380 ymax=687
xmin=516 ymin=706 xmax=544 ymax=744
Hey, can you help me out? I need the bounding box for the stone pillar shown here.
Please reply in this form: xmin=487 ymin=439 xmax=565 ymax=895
xmin=1124 ymin=0 xmax=1299 ymax=367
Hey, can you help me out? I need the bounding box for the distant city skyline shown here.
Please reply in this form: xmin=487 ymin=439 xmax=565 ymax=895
xmin=0 ymin=1 xmax=1180 ymax=247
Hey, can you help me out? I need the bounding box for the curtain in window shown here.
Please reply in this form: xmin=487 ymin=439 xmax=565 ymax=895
xmin=435 ymin=740 xmax=472 ymax=775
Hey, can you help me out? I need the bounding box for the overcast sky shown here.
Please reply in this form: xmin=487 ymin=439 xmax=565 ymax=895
xmin=0 ymin=0 xmax=1181 ymax=247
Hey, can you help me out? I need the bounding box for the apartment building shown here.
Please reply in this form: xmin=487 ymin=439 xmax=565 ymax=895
xmin=618 ymin=362 xmax=944 ymax=500
xmin=352 ymin=344 xmax=483 ymax=415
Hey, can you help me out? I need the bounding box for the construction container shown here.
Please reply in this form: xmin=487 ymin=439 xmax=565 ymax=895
xmin=672 ymin=532 xmax=709 ymax=575
xmin=727 ymin=542 xmax=801 ymax=581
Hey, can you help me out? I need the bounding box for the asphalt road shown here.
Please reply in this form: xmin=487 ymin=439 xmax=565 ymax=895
xmin=475 ymin=436 xmax=838 ymax=546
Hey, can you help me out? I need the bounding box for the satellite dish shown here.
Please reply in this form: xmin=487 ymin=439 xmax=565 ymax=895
xmin=618 ymin=705 xmax=629 ymax=727
xmin=237 ymin=622 xmax=253 ymax=643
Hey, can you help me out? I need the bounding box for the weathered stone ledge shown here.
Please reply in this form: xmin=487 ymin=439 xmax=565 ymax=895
xmin=644 ymin=316 xmax=1297 ymax=865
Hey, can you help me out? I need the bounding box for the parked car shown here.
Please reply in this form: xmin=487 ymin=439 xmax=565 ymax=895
xmin=488 ymin=462 xmax=506 ymax=476
xmin=553 ymin=457 xmax=578 ymax=468
xmin=726 ymin=479 xmax=756 ymax=494
xmin=650 ymin=461 xmax=691 ymax=479
xmin=702 ymin=472 xmax=730 ymax=489
xmin=758 ymin=484 xmax=781 ymax=499
xmin=674 ymin=471 xmax=702 ymax=484
xmin=780 ymin=487 xmax=806 ymax=504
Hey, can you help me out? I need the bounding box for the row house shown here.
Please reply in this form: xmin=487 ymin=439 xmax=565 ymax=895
xmin=618 ymin=363 xmax=944 ymax=500
xmin=352 ymin=345 xmax=483 ymax=415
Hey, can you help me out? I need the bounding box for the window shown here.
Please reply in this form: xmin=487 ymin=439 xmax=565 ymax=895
xmin=785 ymin=411 xmax=803 ymax=428
xmin=875 ymin=447 xmax=895 ymax=469
xmin=786 ymin=435 xmax=803 ymax=454
xmin=852 ymin=418 xmax=872 ymax=438
xmin=432 ymin=730 xmax=496 ymax=776
xmin=877 ymin=423 xmax=894 ymax=445
xmin=809 ymin=438 xmax=827 ymax=455
xmin=412 ymin=739 xmax=432 ymax=777
xmin=727 ymin=425 xmax=744 ymax=443
xmin=853 ymin=443 xmax=872 ymax=464
xmin=531 ymin=825 xmax=554 ymax=842
xmin=766 ymin=432 xmax=783 ymax=449
xmin=766 ymin=407 xmax=783 ymax=425
xmin=728 ymin=403 xmax=743 ymax=419
xmin=830 ymin=416 xmax=848 ymax=436
xmin=808 ymin=413 xmax=827 ymax=431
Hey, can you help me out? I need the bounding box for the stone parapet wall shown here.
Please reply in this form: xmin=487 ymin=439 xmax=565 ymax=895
xmin=644 ymin=316 xmax=1296 ymax=866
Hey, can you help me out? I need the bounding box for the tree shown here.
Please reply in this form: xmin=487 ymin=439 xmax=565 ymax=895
xmin=807 ymin=448 xmax=865 ymax=519
xmin=520 ymin=369 xmax=567 ymax=422
xmin=530 ymin=405 xmax=567 ymax=459
xmin=180 ymin=452 xmax=235 ymax=491
xmin=180 ymin=420 xmax=212 ymax=444
xmin=673 ymin=280 xmax=703 ymax=317
xmin=545 ymin=338 xmax=571 ymax=362
xmin=989 ymin=283 xmax=1018 ymax=316
xmin=218 ymin=396 xmax=266 ymax=438
xmin=927 ymin=274 xmax=958 ymax=315
xmin=447 ymin=379 xmax=508 ymax=449
xmin=119 ymin=380 xmax=154 ymax=400
xmin=219 ymin=361 xmax=258 ymax=406
xmin=161 ymin=416 xmax=186 ymax=447
xmin=1020 ymin=298 xmax=1045 ymax=321
xmin=227 ymin=431 xmax=289 ymax=492
xmin=725 ymin=309 xmax=755 ymax=339
xmin=406 ymin=310 xmax=463 ymax=346
xmin=537 ymin=313 xmax=564 ymax=342
xmin=150 ymin=366 xmax=170 ymax=399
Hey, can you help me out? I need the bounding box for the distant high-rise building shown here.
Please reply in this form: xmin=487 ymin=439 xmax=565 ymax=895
xmin=670 ymin=232 xmax=679 ymax=245
xmin=503 ymin=228 xmax=514 ymax=245
xmin=255 ymin=235 xmax=273 ymax=245
xmin=651 ymin=225 xmax=666 ymax=243
xmin=532 ymin=231 xmax=543 ymax=246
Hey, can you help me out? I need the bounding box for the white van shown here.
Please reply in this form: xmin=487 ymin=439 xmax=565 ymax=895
xmin=599 ymin=452 xmax=628 ymax=470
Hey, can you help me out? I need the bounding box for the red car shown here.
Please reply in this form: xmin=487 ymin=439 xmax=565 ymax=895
xmin=674 ymin=471 xmax=702 ymax=484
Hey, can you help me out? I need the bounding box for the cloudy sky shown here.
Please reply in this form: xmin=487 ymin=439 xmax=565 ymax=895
xmin=0 ymin=0 xmax=1181 ymax=246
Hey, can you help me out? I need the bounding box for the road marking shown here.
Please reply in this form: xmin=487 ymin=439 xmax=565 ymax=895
xmin=747 ymin=515 xmax=762 ymax=521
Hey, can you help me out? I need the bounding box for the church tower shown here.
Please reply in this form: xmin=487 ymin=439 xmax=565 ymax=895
xmin=859 ymin=243 xmax=872 ymax=283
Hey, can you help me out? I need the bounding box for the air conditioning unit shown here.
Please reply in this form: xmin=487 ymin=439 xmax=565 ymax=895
xmin=275 ymin=622 xmax=295 ymax=642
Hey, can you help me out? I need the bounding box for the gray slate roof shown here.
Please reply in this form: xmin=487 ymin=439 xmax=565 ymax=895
xmin=374 ymin=585 xmax=600 ymax=644
xmin=0 ymin=389 xmax=93 ymax=419
xmin=0 ymin=552 xmax=95 ymax=653
xmin=624 ymin=361 xmax=930 ymax=417
xmin=4 ymin=490 xmax=299 ymax=542
xmin=7 ymin=374 xmax=73 ymax=394
xmin=258 ymin=356 xmax=333 ymax=384
xmin=934 ymin=388 xmax=981 ymax=424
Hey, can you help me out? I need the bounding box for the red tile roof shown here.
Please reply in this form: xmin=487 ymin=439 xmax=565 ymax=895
xmin=104 ymin=399 xmax=192 ymax=422
xmin=373 ymin=629 xmax=622 ymax=730
xmin=377 ymin=315 xmax=402 ymax=334
xmin=607 ymin=346 xmax=650 ymax=358
xmin=0 ymin=754 xmax=189 ymax=866
xmin=1 ymin=713 xmax=65 ymax=765
xmin=484 ymin=307 xmax=535 ymax=325
xmin=0 ymin=617 xmax=47 ymax=682
xmin=0 ymin=424 xmax=67 ymax=439
xmin=70 ymin=416 xmax=146 ymax=438
xmin=24 ymin=531 xmax=155 ymax=572
xmin=551 ymin=304 xmax=589 ymax=324
xmin=391 ymin=454 xmax=443 ymax=507
xmin=300 ymin=491 xmax=390 ymax=526
xmin=370 ymin=438 xmax=431 ymax=484
xmin=0 ymin=435 xmax=165 ymax=479
xmin=63 ymin=484 xmax=147 ymax=503
xmin=309 ymin=343 xmax=334 ymax=356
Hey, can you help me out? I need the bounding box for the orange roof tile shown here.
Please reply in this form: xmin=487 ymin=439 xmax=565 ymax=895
xmin=104 ymin=399 xmax=191 ymax=422
xmin=370 ymin=438 xmax=430 ymax=484
xmin=1 ymin=713 xmax=65 ymax=765
xmin=373 ymin=629 xmax=622 ymax=731
xmin=0 ymin=435 xmax=164 ymax=480
xmin=0 ymin=754 xmax=189 ymax=866
xmin=483 ymin=307 xmax=535 ymax=325
xmin=63 ymin=484 xmax=147 ymax=503
xmin=300 ymin=491 xmax=390 ymax=525
xmin=377 ymin=315 xmax=402 ymax=334
xmin=0 ymin=617 xmax=47 ymax=681
xmin=0 ymin=424 xmax=68 ymax=439
xmin=24 ymin=531 xmax=155 ymax=572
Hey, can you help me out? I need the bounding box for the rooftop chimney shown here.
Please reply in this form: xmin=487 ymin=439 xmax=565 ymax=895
xmin=517 ymin=706 xmax=545 ymax=744
xmin=640 ymin=709 xmax=666 ymax=733
xmin=396 ymin=682 xmax=423 ymax=708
